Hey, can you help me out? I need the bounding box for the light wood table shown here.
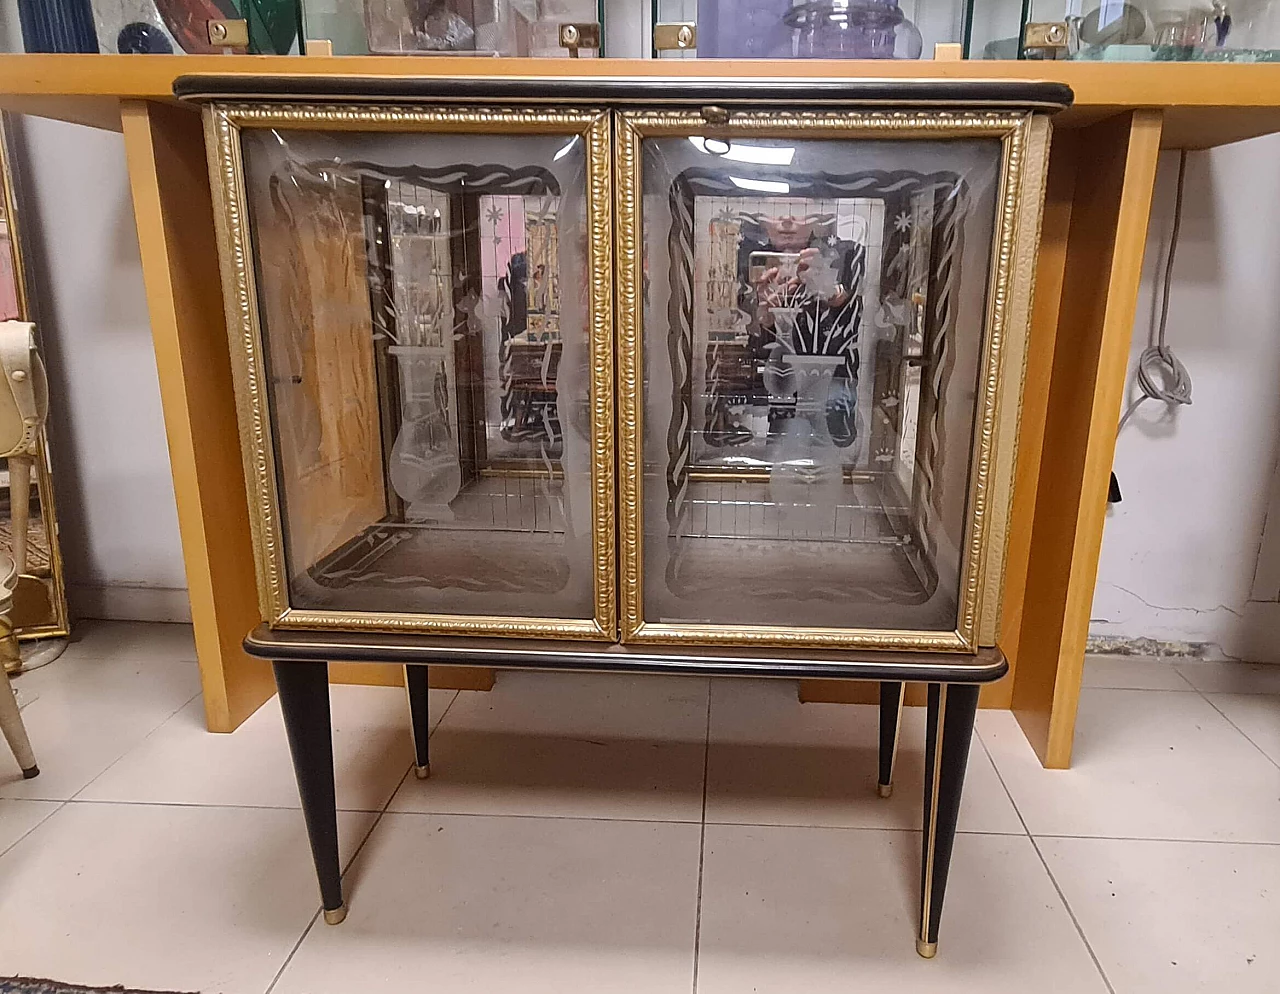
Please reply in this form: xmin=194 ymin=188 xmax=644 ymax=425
xmin=2 ymin=54 xmax=1276 ymax=766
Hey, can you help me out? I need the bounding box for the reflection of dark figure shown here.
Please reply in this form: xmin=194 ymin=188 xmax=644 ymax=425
xmin=498 ymin=252 xmax=561 ymax=453
xmin=705 ymin=215 xmax=863 ymax=449
xmin=499 ymin=252 xmax=527 ymax=343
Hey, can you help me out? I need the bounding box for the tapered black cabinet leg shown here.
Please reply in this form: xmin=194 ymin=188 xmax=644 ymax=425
xmin=877 ymin=681 xmax=905 ymax=798
xmin=405 ymin=663 xmax=431 ymax=779
xmin=917 ymin=682 xmax=979 ymax=958
xmin=274 ymin=661 xmax=346 ymax=925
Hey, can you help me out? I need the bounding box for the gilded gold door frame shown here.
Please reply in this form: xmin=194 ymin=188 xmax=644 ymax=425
xmin=0 ymin=113 xmax=70 ymax=641
xmin=204 ymin=102 xmax=617 ymax=639
xmin=614 ymin=108 xmax=1052 ymax=651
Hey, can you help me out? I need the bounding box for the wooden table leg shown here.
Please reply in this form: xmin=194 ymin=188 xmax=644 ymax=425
xmin=120 ymin=99 xmax=272 ymax=733
xmin=405 ymin=663 xmax=431 ymax=779
xmin=274 ymin=660 xmax=345 ymax=925
xmin=917 ymin=682 xmax=979 ymax=958
xmin=1005 ymin=110 xmax=1164 ymax=768
xmin=877 ymin=681 xmax=904 ymax=798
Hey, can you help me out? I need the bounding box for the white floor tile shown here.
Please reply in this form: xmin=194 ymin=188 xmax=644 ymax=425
xmin=59 ymin=620 xmax=198 ymax=664
xmin=1041 ymin=836 xmax=1280 ymax=993
xmin=0 ymin=801 xmax=375 ymax=994
xmin=0 ymin=797 xmax=61 ymax=855
xmin=979 ymin=690 xmax=1280 ymax=841
xmin=274 ymin=812 xmax=701 ymax=994
xmin=389 ymin=671 xmax=709 ymax=821
xmin=1083 ymin=655 xmax=1194 ymax=691
xmin=1174 ymin=659 xmax=1280 ymax=695
xmin=696 ymin=825 xmax=1108 ymax=993
xmin=1204 ymin=693 xmax=1280 ymax=767
xmin=79 ymin=685 xmax=454 ymax=811
xmin=705 ymin=680 xmax=1024 ymax=834
xmin=0 ymin=651 xmax=201 ymax=799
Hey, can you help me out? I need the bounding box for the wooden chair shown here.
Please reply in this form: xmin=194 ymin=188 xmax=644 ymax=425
xmin=0 ymin=320 xmax=49 ymax=578
xmin=0 ymin=552 xmax=37 ymax=778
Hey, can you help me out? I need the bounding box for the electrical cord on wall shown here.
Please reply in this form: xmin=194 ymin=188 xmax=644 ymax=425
xmin=1117 ymin=150 xmax=1194 ymax=434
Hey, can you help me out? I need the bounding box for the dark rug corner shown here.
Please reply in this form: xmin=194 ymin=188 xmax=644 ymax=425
xmin=1 ymin=979 xmax=198 ymax=994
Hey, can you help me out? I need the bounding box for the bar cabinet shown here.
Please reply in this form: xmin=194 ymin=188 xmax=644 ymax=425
xmin=177 ymin=71 xmax=1066 ymax=955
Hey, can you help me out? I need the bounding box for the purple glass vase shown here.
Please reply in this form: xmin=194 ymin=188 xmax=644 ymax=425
xmin=696 ymin=0 xmax=923 ymax=60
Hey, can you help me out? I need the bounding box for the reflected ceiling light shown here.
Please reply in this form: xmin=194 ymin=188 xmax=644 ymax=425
xmin=553 ymin=136 xmax=579 ymax=162
xmin=730 ymin=176 xmax=791 ymax=194
xmin=689 ymin=136 xmax=795 ymax=165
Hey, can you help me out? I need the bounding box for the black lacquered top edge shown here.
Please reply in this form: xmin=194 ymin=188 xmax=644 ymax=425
xmin=175 ymin=74 xmax=1072 ymax=111
xmin=244 ymin=625 xmax=1009 ymax=684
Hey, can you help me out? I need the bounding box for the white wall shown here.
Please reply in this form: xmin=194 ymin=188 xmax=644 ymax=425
xmin=1089 ymin=137 xmax=1280 ymax=661
xmin=9 ymin=115 xmax=190 ymax=622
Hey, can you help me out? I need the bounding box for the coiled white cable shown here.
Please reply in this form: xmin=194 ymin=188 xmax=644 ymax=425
xmin=1118 ymin=150 xmax=1194 ymax=435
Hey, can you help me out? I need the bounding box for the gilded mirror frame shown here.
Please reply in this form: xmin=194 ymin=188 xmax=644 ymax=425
xmin=204 ymin=101 xmax=617 ymax=639
xmin=0 ymin=113 xmax=70 ymax=642
xmin=615 ymin=107 xmax=1051 ymax=652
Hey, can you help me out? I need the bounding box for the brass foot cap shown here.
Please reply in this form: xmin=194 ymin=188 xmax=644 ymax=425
xmin=21 ymin=765 xmax=39 ymax=780
xmin=414 ymin=764 xmax=431 ymax=780
xmin=323 ymin=904 xmax=347 ymax=926
xmin=916 ymin=939 xmax=938 ymax=959
xmin=877 ymin=782 xmax=893 ymax=799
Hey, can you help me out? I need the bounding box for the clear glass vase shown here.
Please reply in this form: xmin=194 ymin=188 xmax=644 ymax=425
xmin=785 ymin=0 xmax=924 ymax=58
xmin=388 ymin=345 xmax=462 ymax=522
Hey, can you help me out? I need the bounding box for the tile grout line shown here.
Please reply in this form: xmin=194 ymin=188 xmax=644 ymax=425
xmin=1194 ymin=689 xmax=1280 ymax=774
xmin=262 ymin=689 xmax=462 ymax=994
xmin=65 ymin=689 xmax=204 ymax=803
xmin=690 ymin=681 xmax=713 ymax=994
xmin=975 ymin=731 xmax=1118 ymax=994
xmin=263 ymin=908 xmax=323 ymax=994
xmin=0 ymin=799 xmax=68 ymax=860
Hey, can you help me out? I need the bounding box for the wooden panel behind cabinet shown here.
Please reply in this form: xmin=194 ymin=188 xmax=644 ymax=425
xmin=252 ymin=174 xmax=388 ymax=574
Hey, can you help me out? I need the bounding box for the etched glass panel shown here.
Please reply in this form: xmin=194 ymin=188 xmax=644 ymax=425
xmin=240 ymin=129 xmax=595 ymax=620
xmin=639 ymin=135 xmax=1002 ymax=632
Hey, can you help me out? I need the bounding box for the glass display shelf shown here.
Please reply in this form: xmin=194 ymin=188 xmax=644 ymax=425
xmin=3 ymin=0 xmax=603 ymax=55
xmin=10 ymin=0 xmax=302 ymax=53
xmin=651 ymin=0 xmax=966 ymax=59
xmin=964 ymin=0 xmax=1280 ymax=60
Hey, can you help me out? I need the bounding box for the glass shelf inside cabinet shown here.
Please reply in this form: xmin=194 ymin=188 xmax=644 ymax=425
xmin=240 ymin=129 xmax=598 ymax=620
xmin=82 ymin=0 xmax=301 ymax=54
xmin=361 ymin=0 xmax=602 ymax=55
xmin=653 ymin=0 xmax=966 ymax=59
xmin=639 ymin=135 xmax=1001 ymax=633
xmin=966 ymin=0 xmax=1280 ymax=59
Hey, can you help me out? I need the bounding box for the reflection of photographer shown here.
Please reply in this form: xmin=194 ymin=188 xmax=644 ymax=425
xmin=737 ymin=215 xmax=863 ymax=448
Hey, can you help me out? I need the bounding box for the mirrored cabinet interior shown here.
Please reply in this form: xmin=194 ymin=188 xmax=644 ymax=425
xmin=190 ymin=76 xmax=1059 ymax=659
xmin=231 ymin=114 xmax=614 ymax=636
xmin=0 ymin=114 xmax=69 ymax=656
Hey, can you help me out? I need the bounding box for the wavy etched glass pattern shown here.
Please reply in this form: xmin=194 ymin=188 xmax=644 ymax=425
xmin=240 ymin=129 xmax=596 ymax=620
xmin=639 ymin=135 xmax=1002 ymax=632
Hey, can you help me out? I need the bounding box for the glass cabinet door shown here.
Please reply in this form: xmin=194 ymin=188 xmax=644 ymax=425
xmin=652 ymin=0 xmax=965 ymax=59
xmin=209 ymin=105 xmax=615 ymax=638
xmin=615 ymin=108 xmax=1046 ymax=650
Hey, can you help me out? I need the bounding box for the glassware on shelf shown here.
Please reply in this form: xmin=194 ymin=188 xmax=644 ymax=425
xmin=654 ymin=0 xmax=949 ymax=58
xmin=84 ymin=0 xmax=300 ymax=54
xmin=965 ymin=0 xmax=1280 ymax=60
xmin=363 ymin=0 xmax=600 ymax=55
